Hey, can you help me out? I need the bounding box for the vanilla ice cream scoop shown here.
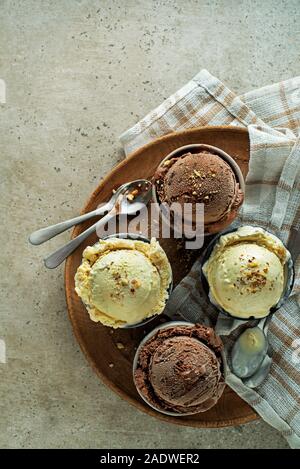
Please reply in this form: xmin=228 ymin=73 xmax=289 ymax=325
xmin=91 ymin=249 xmax=161 ymax=323
xmin=75 ymin=237 xmax=172 ymax=328
xmin=203 ymin=226 xmax=290 ymax=319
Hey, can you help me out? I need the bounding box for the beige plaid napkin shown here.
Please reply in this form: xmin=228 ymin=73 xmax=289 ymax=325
xmin=119 ymin=70 xmax=300 ymax=448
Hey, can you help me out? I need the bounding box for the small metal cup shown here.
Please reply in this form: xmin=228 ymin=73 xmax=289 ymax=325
xmin=133 ymin=321 xmax=227 ymax=416
xmin=152 ymin=143 xmax=245 ymax=237
xmin=200 ymin=225 xmax=295 ymax=321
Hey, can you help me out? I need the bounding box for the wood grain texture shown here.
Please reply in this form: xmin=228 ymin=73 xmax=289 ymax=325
xmin=65 ymin=126 xmax=258 ymax=427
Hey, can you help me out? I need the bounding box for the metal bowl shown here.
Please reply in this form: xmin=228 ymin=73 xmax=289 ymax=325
xmin=152 ymin=143 xmax=245 ymax=237
xmin=133 ymin=321 xmax=227 ymax=416
xmin=200 ymin=225 xmax=294 ymax=321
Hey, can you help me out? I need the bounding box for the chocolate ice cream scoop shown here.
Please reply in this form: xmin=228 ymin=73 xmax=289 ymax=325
xmin=134 ymin=323 xmax=225 ymax=415
xmin=153 ymin=148 xmax=244 ymax=234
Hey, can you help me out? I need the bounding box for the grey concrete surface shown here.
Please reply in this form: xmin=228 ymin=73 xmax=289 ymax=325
xmin=0 ymin=0 xmax=298 ymax=449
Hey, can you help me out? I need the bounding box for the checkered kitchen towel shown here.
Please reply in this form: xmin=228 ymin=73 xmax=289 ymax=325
xmin=120 ymin=70 xmax=300 ymax=448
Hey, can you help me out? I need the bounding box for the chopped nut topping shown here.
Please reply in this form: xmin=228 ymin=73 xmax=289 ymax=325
xmin=163 ymin=159 xmax=172 ymax=166
xmin=194 ymin=169 xmax=201 ymax=177
xmin=116 ymin=342 xmax=124 ymax=350
xmin=131 ymin=278 xmax=141 ymax=288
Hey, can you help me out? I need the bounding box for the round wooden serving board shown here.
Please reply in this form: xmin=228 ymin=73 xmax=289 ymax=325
xmin=65 ymin=126 xmax=258 ymax=427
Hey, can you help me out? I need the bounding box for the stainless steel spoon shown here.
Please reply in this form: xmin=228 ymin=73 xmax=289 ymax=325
xmin=242 ymin=354 xmax=272 ymax=388
xmin=231 ymin=315 xmax=271 ymax=381
xmin=43 ymin=180 xmax=152 ymax=269
xmin=29 ymin=181 xmax=140 ymax=245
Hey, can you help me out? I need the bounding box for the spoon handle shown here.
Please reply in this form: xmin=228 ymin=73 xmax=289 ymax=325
xmin=43 ymin=212 xmax=114 ymax=269
xmin=29 ymin=204 xmax=109 ymax=245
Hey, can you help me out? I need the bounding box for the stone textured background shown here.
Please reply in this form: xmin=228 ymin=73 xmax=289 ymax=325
xmin=1 ymin=0 xmax=299 ymax=449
